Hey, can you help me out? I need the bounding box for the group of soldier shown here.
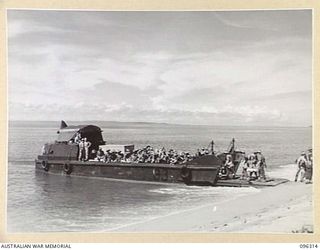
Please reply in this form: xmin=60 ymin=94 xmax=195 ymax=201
xmin=71 ymin=132 xmax=198 ymax=164
xmin=73 ymin=132 xmax=92 ymax=161
xmin=242 ymin=151 xmax=267 ymax=181
xmin=90 ymin=145 xmax=196 ymax=164
xmin=219 ymin=151 xmax=267 ymax=181
xmin=72 ymin=132 xmax=313 ymax=184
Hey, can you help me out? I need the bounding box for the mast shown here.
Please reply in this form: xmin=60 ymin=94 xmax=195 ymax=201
xmin=228 ymin=138 xmax=235 ymax=153
xmin=210 ymin=140 xmax=215 ymax=155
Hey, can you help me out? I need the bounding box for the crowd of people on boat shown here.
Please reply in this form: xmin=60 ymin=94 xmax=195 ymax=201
xmin=295 ymin=149 xmax=313 ymax=183
xmin=74 ymin=133 xmax=268 ymax=181
xmin=89 ymin=145 xmax=197 ymax=164
xmin=72 ymin=132 xmax=312 ymax=183
xmin=73 ymin=131 xmax=213 ymax=164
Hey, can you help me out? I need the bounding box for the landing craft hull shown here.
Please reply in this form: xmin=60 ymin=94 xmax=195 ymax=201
xmin=35 ymin=159 xmax=220 ymax=186
xmin=35 ymin=121 xmax=289 ymax=187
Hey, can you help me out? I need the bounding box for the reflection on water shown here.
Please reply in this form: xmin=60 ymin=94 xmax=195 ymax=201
xmin=8 ymin=163 xmax=259 ymax=232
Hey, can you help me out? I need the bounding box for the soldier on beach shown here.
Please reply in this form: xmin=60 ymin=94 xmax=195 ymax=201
xmin=305 ymin=149 xmax=313 ymax=183
xmin=295 ymin=152 xmax=307 ymax=182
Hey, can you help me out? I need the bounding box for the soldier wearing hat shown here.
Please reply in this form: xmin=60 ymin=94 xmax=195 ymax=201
xmin=254 ymin=150 xmax=267 ymax=181
xmin=104 ymin=149 xmax=111 ymax=163
xmin=295 ymin=152 xmax=307 ymax=182
xmin=96 ymin=148 xmax=105 ymax=162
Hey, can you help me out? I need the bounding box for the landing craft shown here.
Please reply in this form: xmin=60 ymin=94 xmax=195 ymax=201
xmin=35 ymin=121 xmax=287 ymax=187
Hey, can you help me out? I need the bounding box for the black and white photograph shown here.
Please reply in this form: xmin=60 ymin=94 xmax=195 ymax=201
xmin=6 ymin=9 xmax=313 ymax=234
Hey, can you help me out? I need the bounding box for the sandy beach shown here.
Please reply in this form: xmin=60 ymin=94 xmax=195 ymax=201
xmin=114 ymin=181 xmax=313 ymax=233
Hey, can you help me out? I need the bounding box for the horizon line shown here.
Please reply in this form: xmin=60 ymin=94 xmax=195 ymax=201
xmin=8 ymin=119 xmax=312 ymax=128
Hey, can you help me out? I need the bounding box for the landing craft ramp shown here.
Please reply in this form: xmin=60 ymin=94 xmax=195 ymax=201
xmin=216 ymin=178 xmax=289 ymax=187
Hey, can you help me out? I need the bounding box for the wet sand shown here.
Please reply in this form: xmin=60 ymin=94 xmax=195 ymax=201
xmin=114 ymin=181 xmax=313 ymax=233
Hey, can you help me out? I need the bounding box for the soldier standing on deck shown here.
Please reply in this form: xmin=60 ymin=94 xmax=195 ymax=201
xmin=241 ymin=156 xmax=249 ymax=180
xmin=74 ymin=132 xmax=81 ymax=144
xmin=83 ymin=138 xmax=92 ymax=161
xmin=255 ymin=151 xmax=267 ymax=181
xmin=78 ymin=139 xmax=85 ymax=161
xmin=225 ymin=154 xmax=235 ymax=179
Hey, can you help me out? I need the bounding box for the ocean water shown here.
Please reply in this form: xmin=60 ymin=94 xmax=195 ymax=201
xmin=7 ymin=121 xmax=312 ymax=232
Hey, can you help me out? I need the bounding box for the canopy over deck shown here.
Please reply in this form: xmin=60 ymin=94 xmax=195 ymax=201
xmin=56 ymin=121 xmax=105 ymax=149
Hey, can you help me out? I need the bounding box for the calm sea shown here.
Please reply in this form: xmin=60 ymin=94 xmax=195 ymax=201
xmin=7 ymin=121 xmax=312 ymax=232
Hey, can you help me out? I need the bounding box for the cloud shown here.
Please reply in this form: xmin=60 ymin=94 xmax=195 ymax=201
xmin=8 ymin=19 xmax=65 ymax=38
xmin=214 ymin=10 xmax=311 ymax=36
xmin=7 ymin=10 xmax=312 ymax=126
xmin=147 ymin=40 xmax=311 ymax=112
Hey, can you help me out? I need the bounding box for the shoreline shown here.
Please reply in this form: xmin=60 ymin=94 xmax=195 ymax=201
xmin=113 ymin=181 xmax=313 ymax=233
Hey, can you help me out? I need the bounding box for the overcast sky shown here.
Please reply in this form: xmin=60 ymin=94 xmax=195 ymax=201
xmin=8 ymin=10 xmax=312 ymax=126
